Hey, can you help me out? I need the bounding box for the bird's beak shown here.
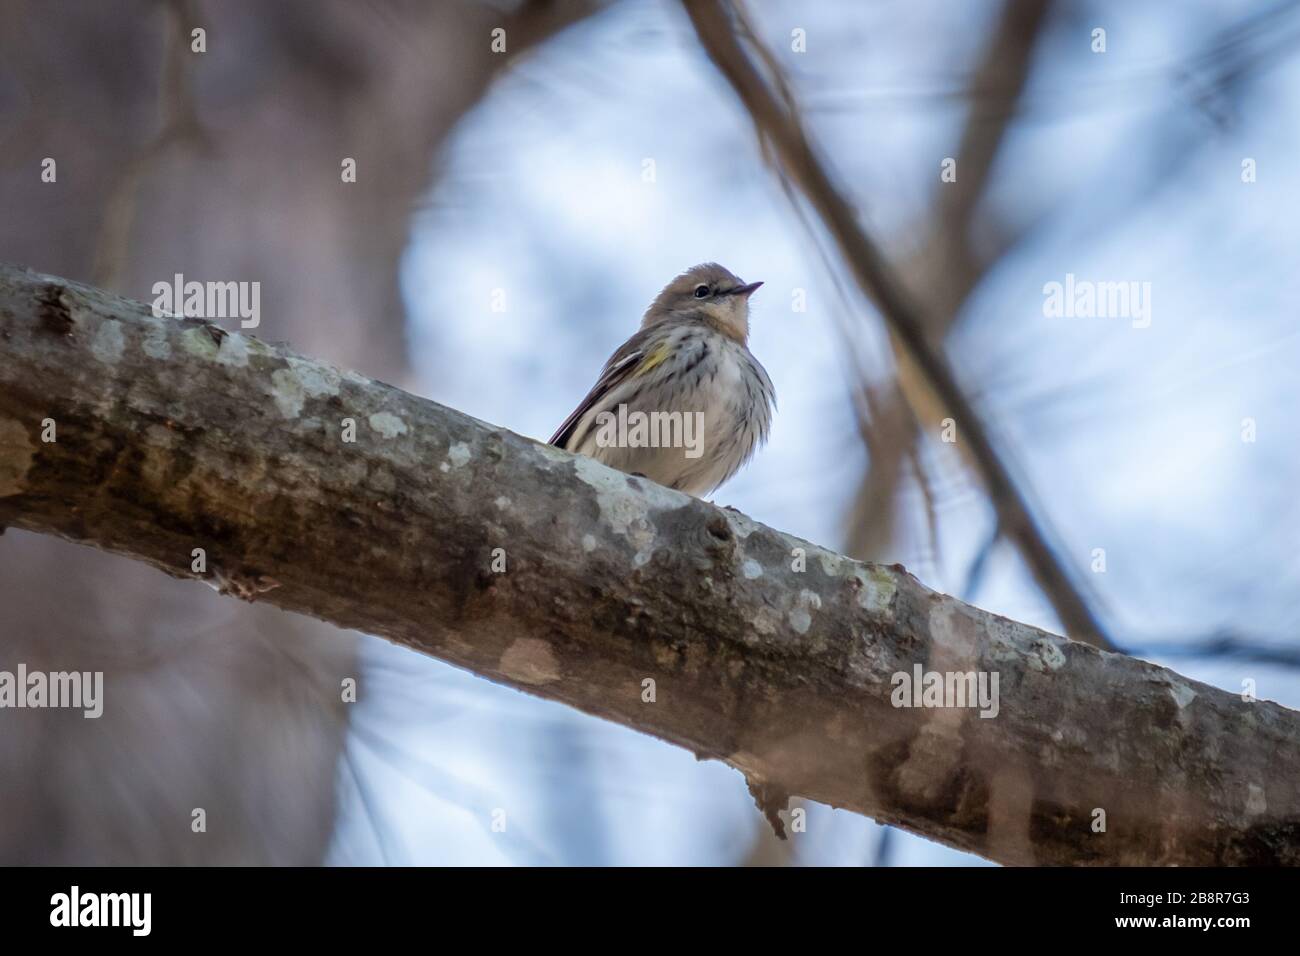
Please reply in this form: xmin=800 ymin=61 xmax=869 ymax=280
xmin=732 ymin=281 xmax=763 ymax=298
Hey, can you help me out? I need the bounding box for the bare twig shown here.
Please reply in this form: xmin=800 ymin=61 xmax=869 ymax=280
xmin=845 ymin=1 xmax=1055 ymax=579
xmin=92 ymin=0 xmax=212 ymax=290
xmin=682 ymin=0 xmax=1113 ymax=649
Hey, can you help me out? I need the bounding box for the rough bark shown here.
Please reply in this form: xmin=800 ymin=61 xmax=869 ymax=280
xmin=1 ymin=263 xmax=1297 ymax=866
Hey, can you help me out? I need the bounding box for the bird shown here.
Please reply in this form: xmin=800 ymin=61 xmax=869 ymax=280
xmin=550 ymin=262 xmax=775 ymax=497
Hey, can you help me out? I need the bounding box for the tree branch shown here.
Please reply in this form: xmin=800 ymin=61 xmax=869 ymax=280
xmin=682 ymin=0 xmax=1114 ymax=650
xmin=0 ymin=263 xmax=1296 ymax=864
xmin=850 ymin=0 xmax=1056 ymax=633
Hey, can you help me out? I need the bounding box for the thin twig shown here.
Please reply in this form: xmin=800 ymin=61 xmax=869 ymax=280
xmin=682 ymin=0 xmax=1113 ymax=649
xmin=91 ymin=0 xmax=212 ymax=290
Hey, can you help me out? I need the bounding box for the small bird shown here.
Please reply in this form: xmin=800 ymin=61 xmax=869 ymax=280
xmin=550 ymin=262 xmax=775 ymax=497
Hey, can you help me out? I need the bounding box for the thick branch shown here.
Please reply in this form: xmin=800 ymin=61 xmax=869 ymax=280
xmin=0 ymin=263 xmax=1296 ymax=865
xmin=683 ymin=0 xmax=1113 ymax=650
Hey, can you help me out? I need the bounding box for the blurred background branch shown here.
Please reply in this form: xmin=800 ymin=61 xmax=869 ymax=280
xmin=0 ymin=0 xmax=600 ymax=865
xmin=683 ymin=0 xmax=1113 ymax=650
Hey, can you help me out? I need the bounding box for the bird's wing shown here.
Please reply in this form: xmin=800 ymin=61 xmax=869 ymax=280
xmin=549 ymin=339 xmax=651 ymax=449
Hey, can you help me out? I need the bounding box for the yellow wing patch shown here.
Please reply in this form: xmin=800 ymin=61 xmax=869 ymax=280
xmin=636 ymin=341 xmax=672 ymax=376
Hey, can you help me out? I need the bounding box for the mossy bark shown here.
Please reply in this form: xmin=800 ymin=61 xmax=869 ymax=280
xmin=2 ymin=263 xmax=1297 ymax=865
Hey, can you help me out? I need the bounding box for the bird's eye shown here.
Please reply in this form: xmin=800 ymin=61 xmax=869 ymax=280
xmin=693 ymin=284 xmax=710 ymax=298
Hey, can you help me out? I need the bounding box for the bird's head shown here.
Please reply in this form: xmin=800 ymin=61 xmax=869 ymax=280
xmin=642 ymin=262 xmax=763 ymax=343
